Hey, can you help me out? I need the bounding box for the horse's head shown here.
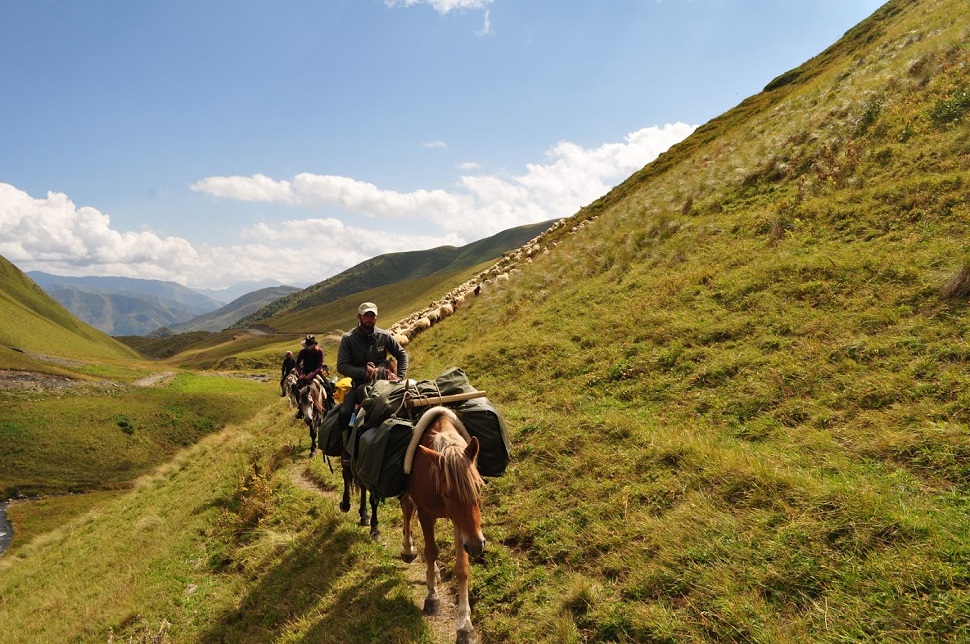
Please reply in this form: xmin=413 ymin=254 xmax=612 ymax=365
xmin=298 ymin=386 xmax=316 ymax=425
xmin=418 ymin=435 xmax=486 ymax=558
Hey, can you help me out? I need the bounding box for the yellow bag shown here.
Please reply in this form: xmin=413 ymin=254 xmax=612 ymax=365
xmin=332 ymin=377 xmax=353 ymax=405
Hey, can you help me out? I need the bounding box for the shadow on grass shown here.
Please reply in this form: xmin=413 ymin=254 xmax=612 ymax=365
xmin=197 ymin=514 xmax=427 ymax=643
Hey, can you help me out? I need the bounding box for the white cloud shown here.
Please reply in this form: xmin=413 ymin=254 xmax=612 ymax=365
xmin=385 ymin=0 xmax=493 ymax=14
xmin=457 ymin=161 xmax=481 ymax=170
xmin=386 ymin=0 xmax=494 ymax=33
xmin=3 ymin=123 xmax=695 ymax=290
xmin=0 ymin=182 xmax=463 ymax=289
xmin=189 ymin=174 xmax=296 ymax=204
xmin=194 ymin=122 xmax=696 ymax=240
xmin=0 ymin=184 xmax=199 ymax=271
xmin=477 ymin=8 xmax=493 ymax=36
xmin=423 ymin=140 xmax=448 ymax=149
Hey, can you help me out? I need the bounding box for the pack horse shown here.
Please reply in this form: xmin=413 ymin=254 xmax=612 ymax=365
xmin=400 ymin=406 xmax=486 ymax=644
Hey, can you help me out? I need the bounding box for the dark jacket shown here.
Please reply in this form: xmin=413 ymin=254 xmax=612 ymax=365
xmin=281 ymin=355 xmax=297 ymax=378
xmin=296 ymin=345 xmax=325 ymax=377
xmin=337 ymin=325 xmax=409 ymax=387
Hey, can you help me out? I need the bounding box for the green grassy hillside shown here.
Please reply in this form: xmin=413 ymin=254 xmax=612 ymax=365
xmin=148 ymin=260 xmax=496 ymax=373
xmin=399 ymin=1 xmax=970 ymax=639
xmin=0 ymin=256 xmax=140 ymax=369
xmin=232 ymin=220 xmax=554 ymax=328
xmin=2 ymin=0 xmax=969 ymax=641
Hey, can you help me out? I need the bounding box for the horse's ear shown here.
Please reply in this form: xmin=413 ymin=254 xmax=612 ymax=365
xmin=418 ymin=444 xmax=444 ymax=467
xmin=464 ymin=436 xmax=480 ymax=462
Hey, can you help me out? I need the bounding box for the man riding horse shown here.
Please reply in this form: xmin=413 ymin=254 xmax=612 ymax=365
xmin=335 ymin=302 xmax=409 ymax=430
xmin=279 ymin=350 xmax=297 ymax=397
xmin=294 ymin=334 xmax=326 ymax=419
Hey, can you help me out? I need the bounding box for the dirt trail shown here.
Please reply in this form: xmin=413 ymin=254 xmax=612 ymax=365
xmin=289 ymin=467 xmax=459 ymax=644
xmin=132 ymin=371 xmax=176 ymax=387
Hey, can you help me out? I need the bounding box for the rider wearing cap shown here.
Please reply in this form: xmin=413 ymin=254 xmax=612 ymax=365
xmin=335 ymin=302 xmax=409 ymax=428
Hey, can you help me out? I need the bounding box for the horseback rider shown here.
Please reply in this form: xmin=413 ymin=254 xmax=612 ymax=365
xmin=335 ymin=302 xmax=409 ymax=430
xmin=294 ymin=334 xmax=326 ymax=419
xmin=280 ymin=350 xmax=297 ymax=397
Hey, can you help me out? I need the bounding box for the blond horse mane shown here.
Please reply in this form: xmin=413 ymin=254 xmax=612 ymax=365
xmin=405 ymin=406 xmax=482 ymax=505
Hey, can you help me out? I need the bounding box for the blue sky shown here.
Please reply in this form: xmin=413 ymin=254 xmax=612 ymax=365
xmin=0 ymin=0 xmax=885 ymax=291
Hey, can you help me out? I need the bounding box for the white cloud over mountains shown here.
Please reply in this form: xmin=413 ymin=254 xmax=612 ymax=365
xmin=1 ymin=123 xmax=694 ymax=289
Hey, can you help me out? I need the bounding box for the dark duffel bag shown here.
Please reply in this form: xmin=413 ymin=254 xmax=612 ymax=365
xmin=434 ymin=366 xmax=478 ymax=395
xmin=453 ymin=397 xmax=510 ymax=477
xmin=354 ymin=417 xmax=413 ymax=500
xmin=317 ymin=405 xmax=345 ymax=457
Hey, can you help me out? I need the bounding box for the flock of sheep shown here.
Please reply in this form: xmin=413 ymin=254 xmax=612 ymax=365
xmin=385 ymin=215 xmax=597 ymax=346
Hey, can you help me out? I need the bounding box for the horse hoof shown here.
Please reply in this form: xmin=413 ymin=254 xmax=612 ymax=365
xmin=370 ymin=529 xmax=381 ymax=541
xmin=308 ymin=449 xmax=316 ymax=457
xmin=423 ymin=597 xmax=440 ymax=615
xmin=456 ymin=628 xmax=478 ymax=644
xmin=339 ymin=501 xmax=350 ymax=513
xmin=359 ymin=516 xmax=370 ymax=527
xmin=401 ymin=552 xmax=417 ymax=563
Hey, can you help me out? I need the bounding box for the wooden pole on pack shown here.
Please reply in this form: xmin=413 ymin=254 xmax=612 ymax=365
xmin=405 ymin=390 xmax=486 ymax=409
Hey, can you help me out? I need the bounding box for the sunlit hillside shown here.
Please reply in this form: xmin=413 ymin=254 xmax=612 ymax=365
xmin=232 ymin=219 xmax=555 ymax=329
xmin=401 ymin=0 xmax=970 ymax=639
xmin=0 ymin=255 xmax=139 ymax=371
xmin=1 ymin=0 xmax=969 ymax=642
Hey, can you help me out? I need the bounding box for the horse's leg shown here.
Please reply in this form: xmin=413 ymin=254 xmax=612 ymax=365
xmin=339 ymin=454 xmax=352 ymax=513
xmin=308 ymin=420 xmax=317 ymax=456
xmin=418 ymin=511 xmax=441 ymax=615
xmin=357 ymin=484 xmax=369 ymax=526
xmin=368 ymin=490 xmax=380 ymax=540
xmin=400 ymin=495 xmax=417 ymax=562
xmin=454 ymin=525 xmax=477 ymax=643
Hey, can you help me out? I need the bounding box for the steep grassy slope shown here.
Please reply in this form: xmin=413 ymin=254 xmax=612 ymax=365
xmin=399 ymin=1 xmax=970 ymax=639
xmin=0 ymin=256 xmax=139 ymax=367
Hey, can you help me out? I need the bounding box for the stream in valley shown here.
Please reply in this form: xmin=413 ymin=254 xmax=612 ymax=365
xmin=0 ymin=502 xmax=11 ymax=555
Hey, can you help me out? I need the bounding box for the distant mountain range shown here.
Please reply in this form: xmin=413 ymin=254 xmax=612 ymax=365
xmin=23 ymin=220 xmax=554 ymax=338
xmin=26 ymin=272 xmax=298 ymax=337
xmin=193 ymin=279 xmax=299 ymax=304
xmin=161 ymin=285 xmax=301 ymax=335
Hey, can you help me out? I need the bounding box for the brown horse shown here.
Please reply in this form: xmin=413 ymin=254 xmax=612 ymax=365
xmin=400 ymin=406 xmax=485 ymax=644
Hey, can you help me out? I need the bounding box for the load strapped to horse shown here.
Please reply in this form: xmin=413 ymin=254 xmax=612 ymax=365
xmin=331 ymin=366 xmax=507 ymax=644
xmin=318 ymin=367 xmax=510 ymax=502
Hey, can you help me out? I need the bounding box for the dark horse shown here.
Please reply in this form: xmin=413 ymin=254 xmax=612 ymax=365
xmin=400 ymin=406 xmax=485 ymax=644
xmin=340 ymin=443 xmax=381 ymax=540
xmin=301 ymin=383 xmax=380 ymax=539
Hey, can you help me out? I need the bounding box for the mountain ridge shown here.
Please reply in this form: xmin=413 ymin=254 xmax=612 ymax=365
xmin=230 ymin=219 xmax=557 ymax=329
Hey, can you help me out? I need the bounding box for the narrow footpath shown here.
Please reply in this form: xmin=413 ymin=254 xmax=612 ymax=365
xmin=290 ymin=467 xmax=459 ymax=644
